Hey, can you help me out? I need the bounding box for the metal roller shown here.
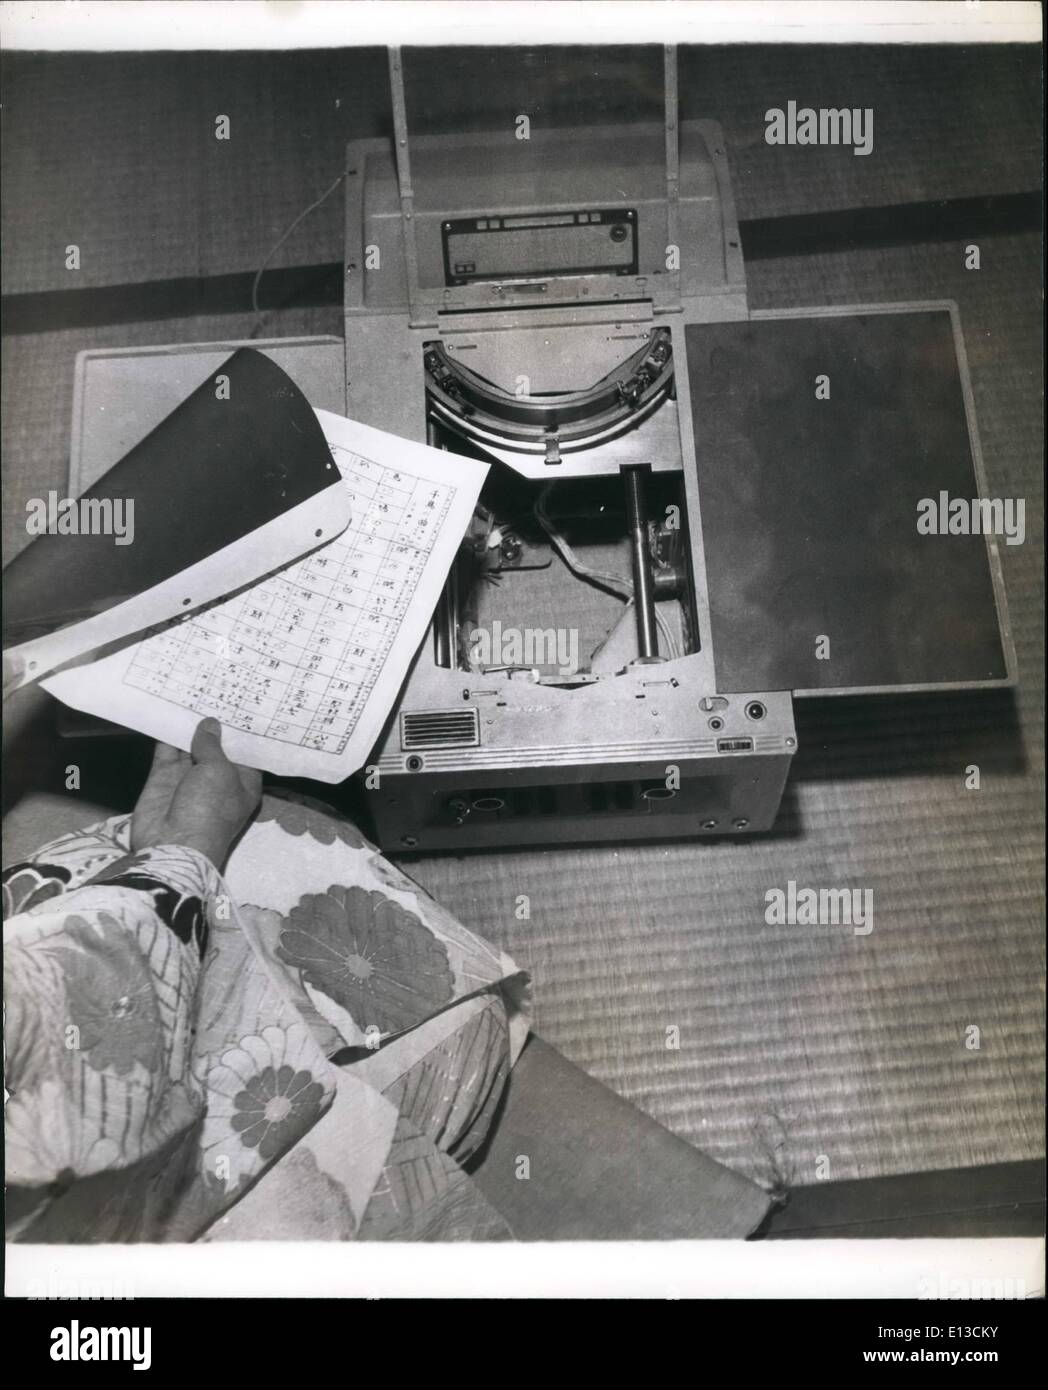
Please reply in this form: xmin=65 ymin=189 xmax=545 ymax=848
xmin=622 ymin=464 xmax=659 ymax=661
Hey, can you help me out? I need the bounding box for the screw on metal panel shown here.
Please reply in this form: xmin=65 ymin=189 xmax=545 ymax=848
xmin=702 ymin=819 xmax=718 ymax=830
xmin=732 ymin=818 xmax=749 ymax=829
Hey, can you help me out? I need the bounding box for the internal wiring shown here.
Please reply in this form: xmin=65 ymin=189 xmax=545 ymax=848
xmin=250 ymin=170 xmax=347 ymax=331
xmin=533 ymin=484 xmax=680 ymax=660
xmin=534 ymin=485 xmax=633 ymax=600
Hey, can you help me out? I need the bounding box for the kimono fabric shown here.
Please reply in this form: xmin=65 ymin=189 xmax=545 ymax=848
xmin=4 ymin=792 xmax=531 ymax=1242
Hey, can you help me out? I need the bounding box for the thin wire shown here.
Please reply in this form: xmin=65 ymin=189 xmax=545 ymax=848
xmin=533 ymin=484 xmax=680 ymax=660
xmin=250 ymin=170 xmax=347 ymax=330
xmin=534 ymin=485 xmax=633 ymax=600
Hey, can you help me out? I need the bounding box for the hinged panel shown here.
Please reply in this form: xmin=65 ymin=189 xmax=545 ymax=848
xmin=687 ymin=305 xmax=1014 ymax=695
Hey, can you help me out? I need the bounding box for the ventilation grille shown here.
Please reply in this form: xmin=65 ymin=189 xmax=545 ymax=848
xmin=401 ymin=708 xmax=481 ymax=750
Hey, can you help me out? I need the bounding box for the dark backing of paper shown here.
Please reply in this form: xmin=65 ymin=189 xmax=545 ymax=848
xmin=2 ymin=348 xmax=338 ymax=638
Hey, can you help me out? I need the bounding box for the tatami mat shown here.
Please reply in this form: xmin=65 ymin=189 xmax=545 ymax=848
xmin=406 ymin=804 xmax=1044 ymax=1185
xmin=1 ymin=55 xmax=1042 ymax=1189
xmin=2 ymin=46 xmax=1041 ymax=295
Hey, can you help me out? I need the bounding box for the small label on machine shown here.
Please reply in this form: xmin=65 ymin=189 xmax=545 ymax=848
xmin=443 ymin=208 xmax=638 ymax=285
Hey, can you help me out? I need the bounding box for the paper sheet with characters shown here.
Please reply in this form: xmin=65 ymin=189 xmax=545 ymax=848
xmin=44 ymin=410 xmax=487 ymax=782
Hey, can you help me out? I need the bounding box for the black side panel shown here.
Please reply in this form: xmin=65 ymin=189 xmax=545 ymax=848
xmin=686 ymin=311 xmax=1009 ymax=693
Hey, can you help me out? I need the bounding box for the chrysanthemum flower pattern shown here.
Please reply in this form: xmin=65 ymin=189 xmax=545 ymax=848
xmin=200 ymin=1024 xmax=331 ymax=1190
xmin=230 ymin=1063 xmax=326 ymax=1159
xmin=277 ymin=886 xmax=455 ymax=1034
xmin=6 ymin=800 xmax=523 ymax=1239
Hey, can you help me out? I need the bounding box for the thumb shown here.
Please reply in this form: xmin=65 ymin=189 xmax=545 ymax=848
xmin=190 ymin=717 xmax=227 ymax=765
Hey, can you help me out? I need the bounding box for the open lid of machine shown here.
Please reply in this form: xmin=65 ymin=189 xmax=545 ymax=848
xmin=685 ymin=304 xmax=1015 ymax=696
xmin=379 ymin=46 xmax=697 ymax=323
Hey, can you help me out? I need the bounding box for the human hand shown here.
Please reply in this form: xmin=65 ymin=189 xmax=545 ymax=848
xmin=131 ymin=718 xmax=262 ymax=871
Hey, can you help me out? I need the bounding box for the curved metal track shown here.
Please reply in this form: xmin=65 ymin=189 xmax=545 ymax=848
xmin=424 ymin=328 xmax=674 ymax=455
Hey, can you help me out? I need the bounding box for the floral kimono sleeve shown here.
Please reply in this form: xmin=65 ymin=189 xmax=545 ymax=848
xmin=3 ymin=844 xmax=221 ymax=1239
xmin=5 ymin=796 xmax=529 ymax=1243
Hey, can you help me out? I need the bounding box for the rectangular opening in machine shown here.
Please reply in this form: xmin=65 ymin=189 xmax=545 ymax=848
xmin=422 ymin=324 xmax=699 ymax=682
xmin=425 ymin=432 xmax=699 ymax=680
